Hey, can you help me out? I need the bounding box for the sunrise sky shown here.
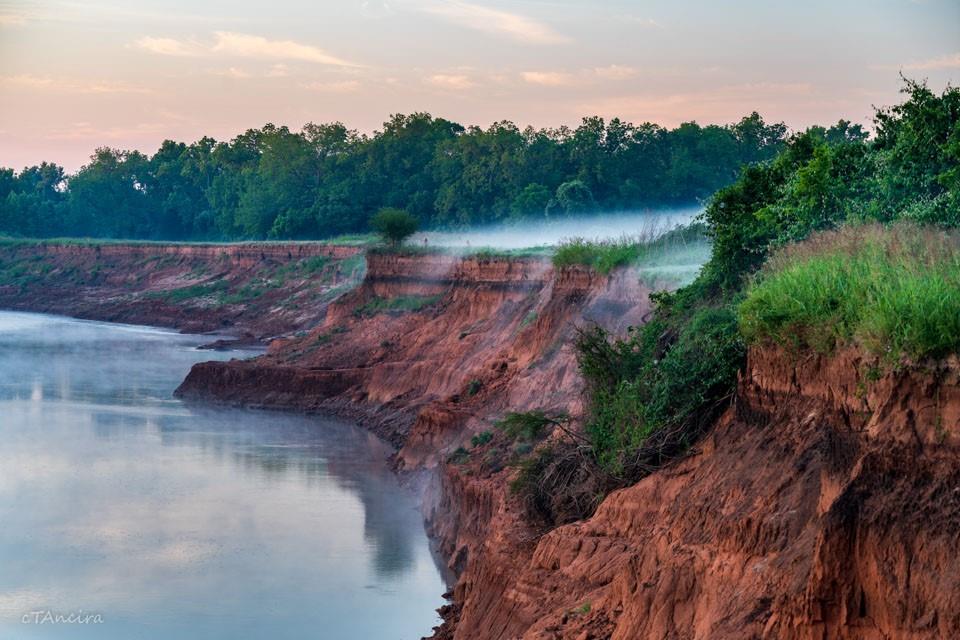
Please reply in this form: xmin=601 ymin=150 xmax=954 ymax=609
xmin=1 ymin=0 xmax=958 ymax=171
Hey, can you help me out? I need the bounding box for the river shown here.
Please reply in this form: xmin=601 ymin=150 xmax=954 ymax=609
xmin=0 ymin=311 xmax=445 ymax=639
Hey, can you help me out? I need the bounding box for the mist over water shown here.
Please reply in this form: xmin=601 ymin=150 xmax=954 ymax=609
xmin=415 ymin=209 xmax=701 ymax=249
xmin=0 ymin=312 xmax=445 ymax=640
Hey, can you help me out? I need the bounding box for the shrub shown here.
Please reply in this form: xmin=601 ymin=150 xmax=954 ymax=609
xmin=471 ymin=431 xmax=493 ymax=448
xmin=448 ymin=447 xmax=470 ymax=464
xmin=739 ymin=224 xmax=960 ymax=361
xmin=370 ymin=208 xmax=418 ymax=246
xmin=353 ymin=294 xmax=441 ymax=317
xmin=495 ymin=410 xmax=562 ymax=442
xmin=578 ymin=304 xmax=743 ymax=476
xmin=508 ymin=442 xmax=608 ymax=526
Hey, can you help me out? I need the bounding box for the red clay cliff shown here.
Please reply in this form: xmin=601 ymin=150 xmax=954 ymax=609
xmin=3 ymin=242 xmax=957 ymax=639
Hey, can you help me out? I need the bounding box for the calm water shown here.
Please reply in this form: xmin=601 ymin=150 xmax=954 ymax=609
xmin=0 ymin=311 xmax=445 ymax=639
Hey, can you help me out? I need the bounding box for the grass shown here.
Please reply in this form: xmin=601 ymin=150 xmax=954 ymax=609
xmin=471 ymin=431 xmax=494 ymax=448
xmin=552 ymin=223 xmax=709 ymax=275
xmin=158 ymin=280 xmax=229 ymax=303
xmin=739 ymin=224 xmax=960 ymax=361
xmin=464 ymin=246 xmax=553 ymax=259
xmin=353 ymin=294 xmax=442 ymax=317
xmin=0 ymin=235 xmax=375 ymax=248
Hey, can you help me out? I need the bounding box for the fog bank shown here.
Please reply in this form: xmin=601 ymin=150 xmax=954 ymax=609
xmin=415 ymin=209 xmax=701 ymax=249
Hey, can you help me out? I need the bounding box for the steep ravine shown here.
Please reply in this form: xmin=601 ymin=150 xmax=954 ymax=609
xmin=3 ymin=243 xmax=957 ymax=638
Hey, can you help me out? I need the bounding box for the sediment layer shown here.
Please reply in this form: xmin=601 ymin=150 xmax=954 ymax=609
xmin=0 ymin=241 xmax=364 ymax=338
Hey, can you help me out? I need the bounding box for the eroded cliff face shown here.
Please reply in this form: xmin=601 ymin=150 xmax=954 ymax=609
xmin=446 ymin=347 xmax=960 ymax=640
xmin=0 ymin=241 xmax=364 ymax=339
xmin=177 ymin=251 xmax=653 ymax=449
xmin=11 ymin=244 xmax=956 ymax=639
xmin=175 ymin=251 xmax=960 ymax=640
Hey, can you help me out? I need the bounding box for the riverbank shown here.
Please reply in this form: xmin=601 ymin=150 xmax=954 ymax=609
xmin=4 ymin=240 xmax=958 ymax=639
xmin=0 ymin=240 xmax=365 ymax=341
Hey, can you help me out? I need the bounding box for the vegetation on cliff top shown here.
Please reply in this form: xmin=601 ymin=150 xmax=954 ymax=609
xmin=551 ymin=222 xmax=708 ymax=275
xmin=740 ymin=224 xmax=960 ymax=361
xmin=513 ymin=79 xmax=960 ymax=515
xmin=370 ymin=208 xmax=419 ymax=246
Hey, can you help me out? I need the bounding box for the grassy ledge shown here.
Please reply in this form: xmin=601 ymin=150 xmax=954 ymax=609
xmin=551 ymin=223 xmax=709 ymax=276
xmin=739 ymin=224 xmax=960 ymax=361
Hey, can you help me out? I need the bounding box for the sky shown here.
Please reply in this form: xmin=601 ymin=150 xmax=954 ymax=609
xmin=0 ymin=0 xmax=958 ymax=171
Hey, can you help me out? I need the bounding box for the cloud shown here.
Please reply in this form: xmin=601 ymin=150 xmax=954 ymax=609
xmin=422 ymin=1 xmax=569 ymax=44
xmin=427 ymin=74 xmax=475 ymax=90
xmin=627 ymin=16 xmax=664 ymax=29
xmin=135 ymin=36 xmax=203 ymax=57
xmin=211 ymin=32 xmax=361 ymax=67
xmin=44 ymin=121 xmax=169 ymax=141
xmin=578 ymin=82 xmax=817 ymax=125
xmin=895 ymin=52 xmax=960 ymax=71
xmin=301 ymin=80 xmax=361 ymax=93
xmin=213 ymin=67 xmax=253 ymax=79
xmin=521 ymin=70 xmax=575 ymax=86
xmin=361 ymin=1 xmax=394 ymax=18
xmin=0 ymin=75 xmax=151 ymax=94
xmin=134 ymin=32 xmax=361 ymax=67
xmin=77 ymin=81 xmax=152 ymax=94
xmin=0 ymin=74 xmax=54 ymax=88
xmin=0 ymin=13 xmax=26 ymax=26
xmin=594 ymin=64 xmax=638 ymax=80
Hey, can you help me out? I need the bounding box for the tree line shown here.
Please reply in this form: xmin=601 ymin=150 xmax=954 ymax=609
xmin=0 ymin=113 xmax=787 ymax=240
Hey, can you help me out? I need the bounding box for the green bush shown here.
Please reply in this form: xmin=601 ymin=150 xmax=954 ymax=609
xmin=471 ymin=431 xmax=493 ymax=448
xmin=739 ymin=224 xmax=960 ymax=361
xmin=162 ymin=280 xmax=229 ymax=303
xmin=353 ymin=294 xmax=441 ymax=317
xmin=578 ymin=304 xmax=743 ymax=476
xmin=448 ymin=447 xmax=470 ymax=464
xmin=495 ymin=410 xmax=562 ymax=442
xmin=369 ymin=208 xmax=418 ymax=246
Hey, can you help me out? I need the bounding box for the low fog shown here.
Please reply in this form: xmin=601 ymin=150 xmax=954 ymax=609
xmin=414 ymin=208 xmax=702 ymax=249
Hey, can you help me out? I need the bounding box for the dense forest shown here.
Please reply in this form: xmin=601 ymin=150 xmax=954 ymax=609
xmin=0 ymin=113 xmax=789 ymax=240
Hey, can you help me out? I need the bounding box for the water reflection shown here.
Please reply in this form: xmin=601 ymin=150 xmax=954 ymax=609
xmin=0 ymin=312 xmax=444 ymax=639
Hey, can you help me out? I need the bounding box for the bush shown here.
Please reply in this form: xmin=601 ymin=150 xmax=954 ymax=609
xmin=471 ymin=431 xmax=493 ymax=448
xmin=353 ymin=294 xmax=441 ymax=317
xmin=739 ymin=224 xmax=960 ymax=361
xmin=370 ymin=207 xmax=418 ymax=246
xmin=495 ymin=410 xmax=563 ymax=441
xmin=578 ymin=304 xmax=743 ymax=476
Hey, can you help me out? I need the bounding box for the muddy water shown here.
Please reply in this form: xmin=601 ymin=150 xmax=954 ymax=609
xmin=0 ymin=311 xmax=444 ymax=639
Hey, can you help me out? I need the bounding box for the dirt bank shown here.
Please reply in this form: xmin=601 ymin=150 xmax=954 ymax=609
xmin=176 ymin=250 xmax=652 ymax=447
xmin=430 ymin=347 xmax=960 ymax=639
xmin=6 ymin=242 xmax=957 ymax=639
xmin=0 ymin=241 xmax=364 ymax=339
xmin=176 ymin=249 xmax=960 ymax=640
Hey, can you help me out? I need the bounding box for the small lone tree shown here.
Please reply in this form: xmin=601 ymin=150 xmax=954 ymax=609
xmin=370 ymin=207 xmax=418 ymax=247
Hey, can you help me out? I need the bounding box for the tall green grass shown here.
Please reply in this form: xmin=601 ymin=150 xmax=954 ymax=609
xmin=552 ymin=223 xmax=709 ymax=275
xmin=739 ymin=224 xmax=960 ymax=361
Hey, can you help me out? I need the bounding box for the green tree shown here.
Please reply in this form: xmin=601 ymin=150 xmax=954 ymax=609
xmin=370 ymin=207 xmax=418 ymax=246
xmin=548 ymin=179 xmax=596 ymax=216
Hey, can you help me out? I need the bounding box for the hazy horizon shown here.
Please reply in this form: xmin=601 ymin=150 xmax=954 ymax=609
xmin=1 ymin=0 xmax=958 ymax=171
